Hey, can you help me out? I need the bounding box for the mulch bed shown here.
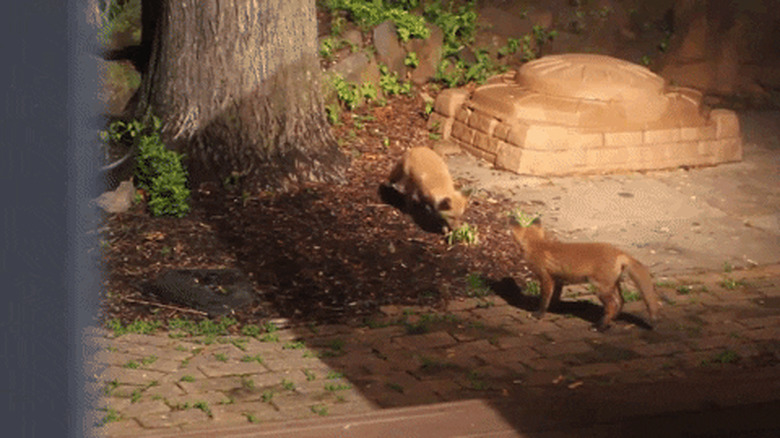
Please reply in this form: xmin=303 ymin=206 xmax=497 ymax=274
xmin=99 ymin=91 xmax=535 ymax=328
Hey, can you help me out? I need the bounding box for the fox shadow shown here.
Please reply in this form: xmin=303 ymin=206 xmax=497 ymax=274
xmin=378 ymin=183 xmax=449 ymax=234
xmin=488 ymin=277 xmax=654 ymax=331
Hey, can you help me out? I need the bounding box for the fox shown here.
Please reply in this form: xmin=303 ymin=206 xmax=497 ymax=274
xmin=388 ymin=147 xmax=468 ymax=232
xmin=511 ymin=221 xmax=661 ymax=331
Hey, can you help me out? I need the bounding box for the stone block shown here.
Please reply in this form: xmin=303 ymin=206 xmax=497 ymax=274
xmin=586 ymin=147 xmax=629 ymax=167
xmin=454 ymin=106 xmax=472 ymax=123
xmin=711 ymin=109 xmax=740 ymax=139
xmin=505 ymin=123 xmax=529 ymax=147
xmin=435 ymin=88 xmax=470 ymax=117
xmin=604 ymin=130 xmax=643 ymax=147
xmin=524 ymin=125 xmax=571 ymax=151
xmin=472 ymin=131 xmax=489 ymax=154
xmin=711 ymin=138 xmax=743 ymax=162
xmin=681 ymin=124 xmax=717 ymax=141
xmin=467 ymin=111 xmax=498 ymax=135
xmin=495 ymin=142 xmax=523 ymax=173
xmin=460 ymin=143 xmax=496 ymax=163
xmin=643 ymin=127 xmax=681 ymax=144
xmin=451 ymin=120 xmax=475 ymax=144
xmin=494 ymin=122 xmax=511 ymax=141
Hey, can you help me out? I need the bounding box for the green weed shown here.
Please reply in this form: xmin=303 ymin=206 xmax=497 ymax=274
xmin=447 ymin=222 xmax=479 ymax=245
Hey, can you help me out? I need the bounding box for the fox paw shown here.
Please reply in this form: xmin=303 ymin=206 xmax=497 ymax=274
xmin=531 ymin=311 xmax=547 ymax=320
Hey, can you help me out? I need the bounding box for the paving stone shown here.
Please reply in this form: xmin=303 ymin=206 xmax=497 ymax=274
xmin=514 ymin=319 xmax=561 ymax=334
xmin=741 ymin=326 xmax=780 ymax=341
xmin=353 ymin=325 xmax=407 ymax=344
xmin=478 ymin=346 xmax=538 ymax=368
xmin=422 ymin=377 xmax=467 ymax=400
xmin=445 ymin=298 xmax=485 ymax=312
xmin=96 ymin=396 xmax=132 ymax=412
xmin=159 ymin=368 xmax=210 ymax=385
xmin=119 ymin=344 xmax=193 ymax=362
xmin=521 ymin=370 xmax=568 ymax=386
xmin=632 ymin=341 xmax=689 ymax=357
xmin=262 ymin=355 xmax=330 ymax=372
xmin=143 ymin=382 xmax=186 ymax=399
xmin=392 ymin=330 xmax=458 ymax=349
xmin=95 ymin=418 xmax=147 ymax=437
xmin=569 ymin=362 xmax=623 ymax=378
xmin=197 ymin=361 xmax=271 ymax=378
xmin=136 ymin=407 xmax=211 ymax=428
xmin=218 ymin=400 xmax=283 ymax=419
xmin=99 ymin=366 xmax=167 ymax=386
xmin=118 ymin=399 xmax=171 ymax=418
xmin=532 ymin=340 xmax=594 ymax=357
xmin=492 ymin=334 xmax=543 ymax=349
xmin=178 ymin=409 xmax=253 ymax=431
xmin=163 ymin=391 xmax=230 ymax=410
xmin=685 ymin=334 xmax=740 ymax=351
xmin=519 ymin=357 xmax=568 ymax=372
xmin=738 ymin=315 xmax=780 ymax=329
xmin=303 ymin=323 xmax=354 ymax=336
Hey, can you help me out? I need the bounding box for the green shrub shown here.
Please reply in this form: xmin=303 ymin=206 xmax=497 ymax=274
xmin=133 ymin=117 xmax=190 ymax=218
xmin=325 ymin=0 xmax=430 ymax=42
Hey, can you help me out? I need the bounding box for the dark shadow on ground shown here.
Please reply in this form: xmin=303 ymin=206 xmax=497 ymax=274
xmin=378 ymin=183 xmax=450 ymax=235
xmin=490 ymin=276 xmax=654 ymax=331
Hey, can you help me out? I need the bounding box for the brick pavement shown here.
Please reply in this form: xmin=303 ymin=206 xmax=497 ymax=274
xmin=86 ymin=264 xmax=780 ymax=437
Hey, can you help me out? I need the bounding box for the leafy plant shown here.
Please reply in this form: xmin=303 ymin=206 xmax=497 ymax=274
xmin=379 ymin=64 xmax=412 ymax=96
xmin=424 ymin=0 xmax=477 ymax=57
xmin=325 ymin=0 xmax=429 ymax=42
xmin=127 ymin=115 xmax=190 ymax=217
xmin=509 ymin=208 xmax=540 ymax=227
xmin=720 ymin=278 xmax=743 ymax=290
xmin=311 ymin=404 xmax=329 ymax=416
xmin=106 ymin=318 xmax=162 ymax=336
xmin=193 ymin=401 xmax=213 ymax=417
xmin=525 ymin=280 xmax=541 ymax=296
xmin=241 ymin=354 xmax=264 ymax=364
xmin=404 ymin=51 xmax=419 ymax=68
xmin=98 ymin=407 xmax=121 ymax=425
xmin=330 ymin=74 xmax=362 ymax=110
xmin=447 ymin=222 xmax=479 ymax=245
xmin=97 ymin=0 xmax=141 ymax=46
xmin=531 ymin=25 xmax=558 ymax=57
xmin=282 ymin=378 xmax=296 ymax=391
xmin=622 ymin=289 xmax=641 ymax=303
xmin=676 ymin=285 xmax=692 ymax=295
xmin=465 ymin=273 xmax=491 ymax=298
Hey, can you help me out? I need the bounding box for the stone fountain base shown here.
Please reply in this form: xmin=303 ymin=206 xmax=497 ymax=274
xmin=429 ymin=54 xmax=742 ymax=176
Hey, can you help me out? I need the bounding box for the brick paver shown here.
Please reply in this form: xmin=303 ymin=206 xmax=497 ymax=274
xmin=88 ymin=264 xmax=780 ymax=436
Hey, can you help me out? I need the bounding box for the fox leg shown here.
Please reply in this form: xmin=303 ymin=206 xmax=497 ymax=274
xmin=532 ymin=270 xmax=556 ymax=319
xmin=549 ymin=281 xmax=564 ymax=311
xmin=595 ymin=282 xmax=624 ymax=331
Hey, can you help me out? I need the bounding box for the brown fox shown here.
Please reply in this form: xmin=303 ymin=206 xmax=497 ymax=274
xmin=388 ymin=147 xmax=468 ymax=231
xmin=511 ymin=222 xmax=660 ymax=331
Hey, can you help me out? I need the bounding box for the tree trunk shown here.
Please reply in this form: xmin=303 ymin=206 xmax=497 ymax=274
xmin=137 ymin=0 xmax=347 ymax=190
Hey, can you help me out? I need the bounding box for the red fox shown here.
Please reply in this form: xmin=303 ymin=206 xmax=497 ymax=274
xmin=388 ymin=147 xmax=468 ymax=232
xmin=511 ymin=222 xmax=660 ymax=331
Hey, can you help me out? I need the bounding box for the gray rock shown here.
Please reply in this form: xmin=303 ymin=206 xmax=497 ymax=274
xmin=330 ymin=51 xmax=371 ymax=84
xmin=373 ymin=20 xmax=407 ymax=77
xmin=407 ymin=24 xmax=444 ymax=85
xmin=93 ymin=179 xmax=135 ymax=213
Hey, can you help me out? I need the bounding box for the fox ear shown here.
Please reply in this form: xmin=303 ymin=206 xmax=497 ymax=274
xmin=438 ymin=197 xmax=452 ymax=211
xmin=531 ymin=217 xmax=542 ymax=226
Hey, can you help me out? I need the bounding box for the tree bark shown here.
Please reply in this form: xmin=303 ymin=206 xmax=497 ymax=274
xmin=137 ymin=0 xmax=347 ymax=190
